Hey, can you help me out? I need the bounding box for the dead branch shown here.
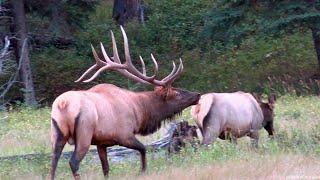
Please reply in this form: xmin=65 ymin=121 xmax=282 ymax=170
xmin=0 ymin=36 xmax=10 ymax=74
xmin=0 ymin=37 xmax=27 ymax=101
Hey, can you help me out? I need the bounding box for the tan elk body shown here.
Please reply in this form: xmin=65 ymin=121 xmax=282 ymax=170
xmin=191 ymin=92 xmax=264 ymax=146
xmin=50 ymin=27 xmax=200 ymax=179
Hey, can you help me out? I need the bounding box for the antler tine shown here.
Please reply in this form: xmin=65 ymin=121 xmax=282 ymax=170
xmin=74 ymin=64 xmax=99 ymax=82
xmin=174 ymin=58 xmax=184 ymax=77
xmin=111 ymin=30 xmax=121 ymax=64
xmin=75 ymin=45 xmax=108 ymax=82
xmin=82 ymin=59 xmax=130 ymax=83
xmin=91 ymin=44 xmax=108 ymax=66
xmin=79 ymin=42 xmax=127 ymax=83
xmin=139 ymin=56 xmax=146 ymax=75
xmin=120 ymin=26 xmax=156 ymax=81
xmin=120 ymin=26 xmax=133 ymax=67
xmin=83 ymin=66 xmax=113 ymax=83
xmin=161 ymin=61 xmax=177 ymax=82
xmin=111 ymin=28 xmax=153 ymax=85
xmin=150 ymin=53 xmax=159 ymax=77
xmin=110 ymin=28 xmax=154 ymax=85
xmin=173 ymin=58 xmax=184 ymax=78
xmin=100 ymin=42 xmax=114 ymax=64
xmin=163 ymin=58 xmax=184 ymax=85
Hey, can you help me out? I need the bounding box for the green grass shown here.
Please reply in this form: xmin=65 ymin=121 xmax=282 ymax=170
xmin=0 ymin=107 xmax=51 ymax=156
xmin=0 ymin=95 xmax=320 ymax=179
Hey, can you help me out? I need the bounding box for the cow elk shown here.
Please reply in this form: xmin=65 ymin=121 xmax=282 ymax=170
xmin=49 ymin=27 xmax=200 ymax=179
xmin=191 ymin=92 xmax=266 ymax=147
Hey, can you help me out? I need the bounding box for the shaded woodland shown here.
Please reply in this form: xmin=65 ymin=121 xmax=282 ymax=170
xmin=1 ymin=0 xmax=320 ymax=107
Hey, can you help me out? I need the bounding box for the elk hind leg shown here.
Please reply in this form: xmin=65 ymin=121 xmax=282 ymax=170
xmin=202 ymin=121 xmax=219 ymax=146
xmin=201 ymin=110 xmax=220 ymax=146
xmin=69 ymin=116 xmax=92 ymax=179
xmin=50 ymin=118 xmax=67 ymax=180
xmin=119 ymin=136 xmax=146 ymax=173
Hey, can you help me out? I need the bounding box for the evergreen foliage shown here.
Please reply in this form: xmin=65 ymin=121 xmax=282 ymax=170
xmin=1 ymin=0 xmax=320 ymax=104
xmin=202 ymin=0 xmax=320 ymax=46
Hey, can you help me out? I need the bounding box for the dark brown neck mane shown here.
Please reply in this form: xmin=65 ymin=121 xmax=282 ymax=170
xmin=135 ymin=91 xmax=182 ymax=136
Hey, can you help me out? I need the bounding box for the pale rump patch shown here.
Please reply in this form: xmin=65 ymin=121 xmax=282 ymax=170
xmin=190 ymin=104 xmax=200 ymax=118
xmin=190 ymin=94 xmax=214 ymax=129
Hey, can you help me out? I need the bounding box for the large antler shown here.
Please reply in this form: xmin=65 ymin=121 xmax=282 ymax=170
xmin=75 ymin=26 xmax=183 ymax=87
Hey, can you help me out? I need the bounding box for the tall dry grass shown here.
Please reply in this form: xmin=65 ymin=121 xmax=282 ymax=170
xmin=130 ymin=154 xmax=320 ymax=180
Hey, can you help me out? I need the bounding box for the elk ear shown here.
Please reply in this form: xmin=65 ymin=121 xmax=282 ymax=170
xmin=154 ymin=86 xmax=167 ymax=99
xmin=268 ymin=94 xmax=276 ymax=105
xmin=154 ymin=86 xmax=177 ymax=100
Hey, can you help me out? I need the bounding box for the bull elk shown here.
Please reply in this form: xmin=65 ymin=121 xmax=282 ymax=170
xmin=191 ymin=92 xmax=267 ymax=147
xmin=49 ymin=27 xmax=200 ymax=179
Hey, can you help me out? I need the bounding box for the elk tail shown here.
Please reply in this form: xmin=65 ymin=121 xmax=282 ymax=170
xmin=57 ymin=99 xmax=69 ymax=110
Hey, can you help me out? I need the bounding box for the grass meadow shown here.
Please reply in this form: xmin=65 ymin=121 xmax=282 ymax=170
xmin=0 ymin=95 xmax=320 ymax=179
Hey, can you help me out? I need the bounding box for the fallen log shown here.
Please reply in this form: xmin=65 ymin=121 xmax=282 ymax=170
xmin=0 ymin=122 xmax=180 ymax=162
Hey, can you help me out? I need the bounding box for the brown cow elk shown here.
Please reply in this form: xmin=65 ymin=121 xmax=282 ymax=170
xmin=49 ymin=27 xmax=200 ymax=179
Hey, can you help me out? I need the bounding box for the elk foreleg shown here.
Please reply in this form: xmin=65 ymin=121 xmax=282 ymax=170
xmin=119 ymin=136 xmax=146 ymax=173
xmin=97 ymin=145 xmax=109 ymax=177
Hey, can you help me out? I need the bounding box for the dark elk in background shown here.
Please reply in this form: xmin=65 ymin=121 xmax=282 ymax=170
xmin=49 ymin=27 xmax=200 ymax=179
xmin=168 ymin=121 xmax=200 ymax=154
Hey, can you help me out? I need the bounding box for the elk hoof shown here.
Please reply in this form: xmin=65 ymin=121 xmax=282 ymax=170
xmin=73 ymin=173 xmax=80 ymax=180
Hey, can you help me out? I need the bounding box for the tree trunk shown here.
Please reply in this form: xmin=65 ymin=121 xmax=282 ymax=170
xmin=112 ymin=0 xmax=140 ymax=25
xmin=11 ymin=0 xmax=37 ymax=106
xmin=49 ymin=0 xmax=72 ymax=38
xmin=126 ymin=0 xmax=139 ymax=19
xmin=311 ymin=25 xmax=320 ymax=73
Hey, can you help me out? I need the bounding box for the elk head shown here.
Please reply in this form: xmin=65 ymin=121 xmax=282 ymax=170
xmin=253 ymin=93 xmax=276 ymax=136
